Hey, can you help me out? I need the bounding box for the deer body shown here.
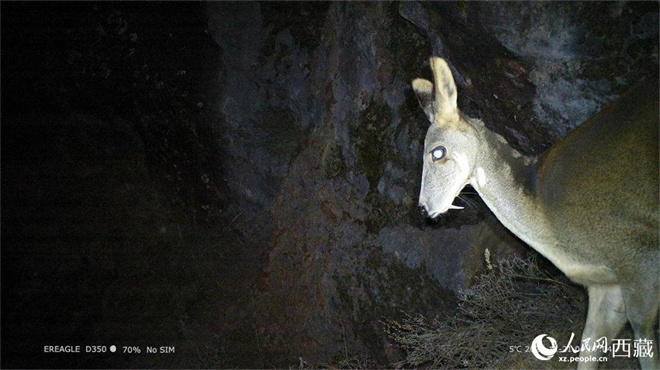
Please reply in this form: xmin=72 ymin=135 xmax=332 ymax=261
xmin=414 ymin=57 xmax=658 ymax=369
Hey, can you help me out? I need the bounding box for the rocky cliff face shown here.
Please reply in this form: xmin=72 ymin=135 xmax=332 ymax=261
xmin=205 ymin=1 xmax=657 ymax=366
xmin=2 ymin=1 xmax=656 ymax=368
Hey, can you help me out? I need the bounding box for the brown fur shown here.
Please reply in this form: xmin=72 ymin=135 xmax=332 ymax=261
xmin=414 ymin=57 xmax=659 ymax=369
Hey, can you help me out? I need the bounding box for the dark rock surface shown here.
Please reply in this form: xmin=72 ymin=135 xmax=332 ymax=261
xmin=2 ymin=1 xmax=657 ymax=368
xmin=205 ymin=2 xmax=657 ymax=365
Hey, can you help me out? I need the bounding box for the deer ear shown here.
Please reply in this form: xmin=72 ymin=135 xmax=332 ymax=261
xmin=412 ymin=78 xmax=435 ymax=123
xmin=429 ymin=57 xmax=459 ymax=125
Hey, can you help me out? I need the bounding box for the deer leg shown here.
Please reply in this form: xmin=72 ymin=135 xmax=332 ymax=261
xmin=622 ymin=279 xmax=659 ymax=370
xmin=577 ymin=285 xmax=627 ymax=370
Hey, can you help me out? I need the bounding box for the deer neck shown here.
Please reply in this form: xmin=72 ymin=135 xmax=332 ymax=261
xmin=468 ymin=122 xmax=555 ymax=250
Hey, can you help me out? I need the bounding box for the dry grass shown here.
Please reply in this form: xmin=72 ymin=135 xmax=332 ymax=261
xmin=382 ymin=254 xmax=585 ymax=369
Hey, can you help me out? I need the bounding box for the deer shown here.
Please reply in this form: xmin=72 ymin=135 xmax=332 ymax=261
xmin=413 ymin=57 xmax=658 ymax=369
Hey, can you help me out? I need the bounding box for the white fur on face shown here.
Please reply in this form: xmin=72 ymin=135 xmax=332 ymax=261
xmin=475 ymin=167 xmax=487 ymax=189
xmin=419 ymin=148 xmax=472 ymax=215
xmin=453 ymin=151 xmax=470 ymax=174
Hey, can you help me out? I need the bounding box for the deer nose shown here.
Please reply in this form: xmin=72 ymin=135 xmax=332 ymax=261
xmin=418 ymin=205 xmax=428 ymax=218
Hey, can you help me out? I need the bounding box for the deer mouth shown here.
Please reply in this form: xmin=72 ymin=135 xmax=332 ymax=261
xmin=419 ymin=180 xmax=469 ymax=219
xmin=421 ymin=201 xmax=464 ymax=219
xmin=430 ymin=203 xmax=464 ymax=218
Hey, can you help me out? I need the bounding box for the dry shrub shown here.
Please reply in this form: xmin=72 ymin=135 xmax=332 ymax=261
xmin=382 ymin=254 xmax=584 ymax=368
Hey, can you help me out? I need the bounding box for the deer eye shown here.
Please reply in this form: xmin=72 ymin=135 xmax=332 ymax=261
xmin=430 ymin=146 xmax=446 ymax=162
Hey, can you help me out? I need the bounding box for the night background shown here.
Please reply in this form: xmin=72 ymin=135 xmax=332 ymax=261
xmin=2 ymin=1 xmax=658 ymax=368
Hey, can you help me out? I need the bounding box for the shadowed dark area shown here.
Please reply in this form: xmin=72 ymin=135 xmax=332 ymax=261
xmin=2 ymin=1 xmax=657 ymax=368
